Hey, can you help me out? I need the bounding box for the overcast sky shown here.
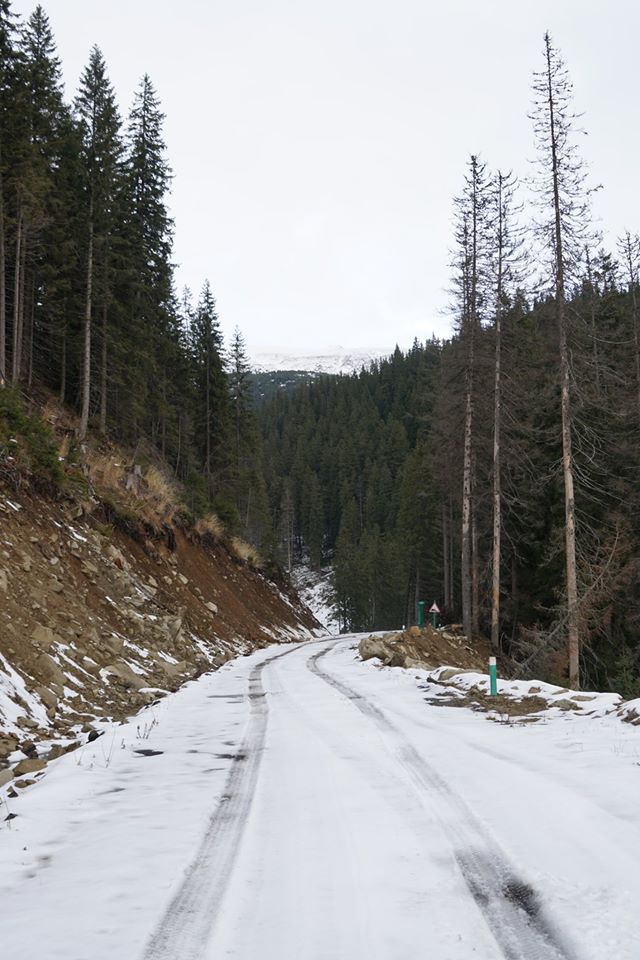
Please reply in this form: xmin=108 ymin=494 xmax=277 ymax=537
xmin=11 ymin=0 xmax=640 ymax=351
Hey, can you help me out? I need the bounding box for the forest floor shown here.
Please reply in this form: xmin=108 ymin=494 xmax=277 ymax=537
xmin=2 ymin=634 xmax=640 ymax=959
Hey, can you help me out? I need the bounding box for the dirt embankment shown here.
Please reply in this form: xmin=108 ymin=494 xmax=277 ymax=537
xmin=359 ymin=625 xmax=491 ymax=673
xmin=0 ymin=467 xmax=318 ymax=789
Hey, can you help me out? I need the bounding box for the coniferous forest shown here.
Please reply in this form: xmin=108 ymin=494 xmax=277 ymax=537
xmin=0 ymin=2 xmax=269 ymax=543
xmin=2 ymin=3 xmax=640 ymax=692
xmin=261 ymin=36 xmax=640 ymax=694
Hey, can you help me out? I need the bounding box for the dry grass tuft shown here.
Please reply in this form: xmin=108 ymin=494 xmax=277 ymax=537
xmin=86 ymin=449 xmax=127 ymax=489
xmin=195 ymin=513 xmax=226 ymax=541
xmin=143 ymin=466 xmax=181 ymax=523
xmin=85 ymin=451 xmax=183 ymax=528
xmin=230 ymin=536 xmax=263 ymax=568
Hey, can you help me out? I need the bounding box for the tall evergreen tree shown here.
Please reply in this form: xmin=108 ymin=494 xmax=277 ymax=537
xmin=0 ymin=0 xmax=18 ymax=384
xmin=121 ymin=74 xmax=173 ymax=441
xmin=190 ymin=280 xmax=229 ymax=501
xmin=74 ymin=46 xmax=121 ymax=439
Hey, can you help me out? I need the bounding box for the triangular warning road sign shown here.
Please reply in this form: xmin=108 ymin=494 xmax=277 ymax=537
xmin=429 ymin=601 xmax=440 ymax=614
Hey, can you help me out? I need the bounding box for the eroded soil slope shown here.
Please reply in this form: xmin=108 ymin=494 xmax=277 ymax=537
xmin=0 ymin=485 xmax=318 ymax=779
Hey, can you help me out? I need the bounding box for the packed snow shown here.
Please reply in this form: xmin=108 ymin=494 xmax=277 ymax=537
xmin=2 ymin=637 xmax=640 ymax=958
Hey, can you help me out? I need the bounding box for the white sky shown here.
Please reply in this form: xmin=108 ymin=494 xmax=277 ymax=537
xmin=12 ymin=0 xmax=640 ymax=350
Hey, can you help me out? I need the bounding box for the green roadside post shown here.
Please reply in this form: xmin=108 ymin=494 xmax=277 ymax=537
xmin=489 ymin=655 xmax=498 ymax=697
xmin=417 ymin=601 xmax=425 ymax=628
xmin=429 ymin=601 xmax=440 ymax=629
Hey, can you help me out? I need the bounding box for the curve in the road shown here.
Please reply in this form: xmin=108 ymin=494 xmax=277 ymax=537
xmin=308 ymin=644 xmax=581 ymax=960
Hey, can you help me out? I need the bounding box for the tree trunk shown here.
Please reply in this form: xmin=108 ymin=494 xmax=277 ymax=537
xmin=546 ymin=36 xmax=580 ymax=687
xmin=0 ymin=159 xmax=5 ymax=385
xmin=491 ymin=176 xmax=504 ymax=653
xmin=471 ymin=509 xmax=480 ymax=636
xmin=461 ymin=365 xmax=474 ymax=640
xmin=442 ymin=500 xmax=451 ymax=613
xmin=18 ymin=231 xmax=27 ymax=380
xmin=449 ymin=495 xmax=455 ymax=612
xmin=27 ymin=274 xmax=35 ymax=388
xmin=99 ymin=302 xmax=108 ymax=434
xmin=11 ymin=208 xmax=23 ymax=383
xmin=510 ymin=556 xmax=519 ymax=647
xmin=59 ymin=318 xmax=67 ymax=402
xmin=79 ymin=205 xmax=94 ymax=440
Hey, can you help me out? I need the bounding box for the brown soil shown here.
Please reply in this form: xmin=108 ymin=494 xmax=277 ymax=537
xmin=359 ymin=624 xmax=491 ymax=673
xmin=0 ymin=438 xmax=317 ymax=768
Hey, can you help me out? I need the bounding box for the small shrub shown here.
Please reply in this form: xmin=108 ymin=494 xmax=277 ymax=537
xmin=0 ymin=388 xmax=64 ymax=489
xmin=194 ymin=512 xmax=225 ymax=541
xmin=86 ymin=449 xmax=126 ymax=489
xmin=230 ymin=536 xmax=263 ymax=569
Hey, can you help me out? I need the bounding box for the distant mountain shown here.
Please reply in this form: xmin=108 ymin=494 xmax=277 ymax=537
xmin=249 ymin=346 xmax=391 ymax=376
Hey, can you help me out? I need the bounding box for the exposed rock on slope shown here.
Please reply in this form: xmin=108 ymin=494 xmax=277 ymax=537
xmin=0 ymin=486 xmax=318 ymax=781
xmin=359 ymin=625 xmax=490 ymax=672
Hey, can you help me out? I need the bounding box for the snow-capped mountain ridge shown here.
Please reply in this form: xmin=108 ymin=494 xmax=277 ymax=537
xmin=249 ymin=345 xmax=391 ymax=375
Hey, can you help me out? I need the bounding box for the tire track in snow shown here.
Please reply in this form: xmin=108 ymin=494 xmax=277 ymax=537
xmin=308 ymin=645 xmax=581 ymax=960
xmin=141 ymin=641 xmax=311 ymax=960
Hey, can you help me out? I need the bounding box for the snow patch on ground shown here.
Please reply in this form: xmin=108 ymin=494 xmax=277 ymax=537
xmin=291 ymin=561 xmax=339 ymax=633
xmin=0 ymin=653 xmax=50 ymax=735
xmin=427 ymin=666 xmax=623 ymax=717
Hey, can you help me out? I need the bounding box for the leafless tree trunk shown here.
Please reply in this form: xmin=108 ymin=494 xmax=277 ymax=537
xmin=545 ymin=35 xmax=580 ymax=687
xmin=491 ymin=174 xmax=505 ymax=653
xmin=461 ymin=376 xmax=473 ymax=638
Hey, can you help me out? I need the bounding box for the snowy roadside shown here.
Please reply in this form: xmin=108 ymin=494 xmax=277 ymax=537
xmin=0 ymin=641 xmax=305 ymax=958
xmin=320 ymin=640 xmax=640 ymax=958
xmin=347 ymin=640 xmax=640 ymax=823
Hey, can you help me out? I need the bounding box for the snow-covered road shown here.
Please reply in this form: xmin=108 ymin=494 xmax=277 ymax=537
xmin=2 ymin=636 xmax=640 ymax=959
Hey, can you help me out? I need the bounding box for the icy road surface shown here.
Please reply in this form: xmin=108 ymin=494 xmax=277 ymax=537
xmin=2 ymin=636 xmax=640 ymax=959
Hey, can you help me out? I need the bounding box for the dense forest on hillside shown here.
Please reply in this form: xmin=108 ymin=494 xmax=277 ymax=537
xmin=3 ymin=1 xmax=640 ymax=693
xmin=261 ymin=37 xmax=640 ymax=694
xmin=0 ymin=2 xmax=268 ymax=543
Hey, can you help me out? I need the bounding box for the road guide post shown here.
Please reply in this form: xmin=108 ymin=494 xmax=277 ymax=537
xmin=489 ymin=656 xmax=498 ymax=696
xmin=429 ymin=601 xmax=440 ymax=629
xmin=417 ymin=601 xmax=425 ymax=628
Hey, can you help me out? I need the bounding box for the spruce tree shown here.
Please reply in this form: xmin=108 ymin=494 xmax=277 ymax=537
xmin=74 ymin=46 xmax=121 ymax=439
xmin=190 ymin=280 xmax=229 ymax=502
xmin=0 ymin=0 xmax=18 ymax=384
xmin=19 ymin=5 xmax=67 ymax=387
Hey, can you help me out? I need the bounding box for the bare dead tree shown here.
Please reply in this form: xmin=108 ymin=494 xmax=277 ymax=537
xmin=451 ymin=155 xmax=490 ymax=641
xmin=530 ymin=32 xmax=594 ymax=687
